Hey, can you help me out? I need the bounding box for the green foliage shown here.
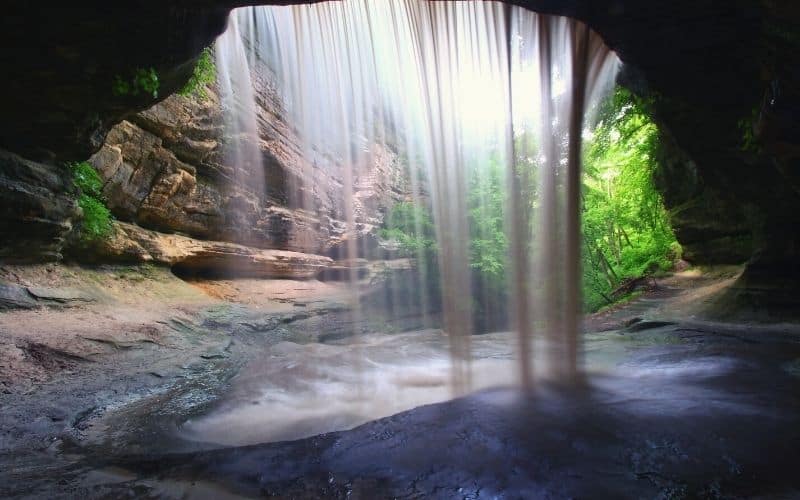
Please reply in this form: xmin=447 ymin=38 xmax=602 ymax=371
xmin=112 ymin=67 xmax=160 ymax=98
xmin=179 ymin=47 xmax=216 ymax=99
xmin=467 ymin=155 xmax=507 ymax=284
xmin=77 ymin=195 xmax=113 ymax=242
xmin=581 ymin=87 xmax=679 ymax=311
xmin=381 ymin=156 xmax=510 ymax=331
xmin=71 ymin=160 xmax=104 ymax=199
xmin=380 ymin=201 xmax=436 ymax=256
xmin=381 ymin=88 xmax=677 ymax=318
xmin=69 ymin=162 xmax=113 ymax=242
xmin=381 ymin=156 xmax=508 ymax=285
xmin=737 ymin=106 xmax=761 ymax=153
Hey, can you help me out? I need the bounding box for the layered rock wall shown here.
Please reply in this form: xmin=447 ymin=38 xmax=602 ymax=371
xmin=81 ymin=52 xmax=407 ymax=277
xmin=0 ymin=150 xmax=79 ymax=262
xmin=92 ymin=97 xmax=405 ymax=257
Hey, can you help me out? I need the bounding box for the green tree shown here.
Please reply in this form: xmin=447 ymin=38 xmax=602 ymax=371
xmin=380 ymin=87 xmax=677 ymax=318
xmin=466 ymin=153 xmax=512 ymax=331
xmin=468 ymin=154 xmax=507 ymax=285
xmin=581 ymin=88 xmax=679 ymax=310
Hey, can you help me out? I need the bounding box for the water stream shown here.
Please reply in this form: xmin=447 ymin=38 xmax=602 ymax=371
xmin=216 ymin=16 xmax=267 ymax=229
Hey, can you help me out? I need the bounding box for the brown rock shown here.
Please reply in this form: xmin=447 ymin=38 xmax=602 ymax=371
xmin=95 ymin=222 xmax=332 ymax=279
xmin=90 ymin=76 xmax=407 ymax=257
xmin=0 ymin=150 xmax=79 ymax=262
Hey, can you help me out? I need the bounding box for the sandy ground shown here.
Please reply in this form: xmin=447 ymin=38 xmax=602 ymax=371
xmin=0 ymin=265 xmax=206 ymax=391
xmin=583 ymin=265 xmax=742 ymax=332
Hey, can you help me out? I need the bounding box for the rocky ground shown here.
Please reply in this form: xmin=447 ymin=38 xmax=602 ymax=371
xmin=0 ymin=262 xmax=365 ymax=497
xmin=1 ymin=264 xmax=799 ymax=498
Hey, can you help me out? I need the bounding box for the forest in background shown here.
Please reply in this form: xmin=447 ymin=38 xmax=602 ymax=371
xmin=381 ymin=87 xmax=678 ymax=323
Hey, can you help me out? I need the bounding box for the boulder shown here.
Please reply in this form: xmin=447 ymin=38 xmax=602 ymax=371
xmin=0 ymin=283 xmax=38 ymax=310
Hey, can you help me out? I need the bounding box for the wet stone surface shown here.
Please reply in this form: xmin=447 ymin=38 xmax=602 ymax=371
xmin=2 ymin=268 xmax=800 ymax=498
xmin=4 ymin=319 xmax=800 ymax=499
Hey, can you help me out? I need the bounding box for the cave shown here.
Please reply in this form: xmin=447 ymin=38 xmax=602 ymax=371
xmin=1 ymin=2 xmax=799 ymax=498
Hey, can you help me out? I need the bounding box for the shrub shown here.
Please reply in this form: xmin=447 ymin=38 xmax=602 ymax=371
xmin=379 ymin=201 xmax=436 ymax=256
xmin=69 ymin=162 xmax=113 ymax=242
xmin=77 ymin=195 xmax=113 ymax=242
xmin=179 ymin=47 xmax=216 ymax=99
xmin=112 ymin=67 xmax=160 ymax=98
xmin=71 ymin=160 xmax=103 ymax=198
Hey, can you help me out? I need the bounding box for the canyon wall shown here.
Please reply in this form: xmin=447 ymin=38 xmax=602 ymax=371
xmin=80 ymin=55 xmax=408 ymax=276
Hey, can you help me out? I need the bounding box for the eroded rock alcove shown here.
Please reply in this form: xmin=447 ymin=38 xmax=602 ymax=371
xmin=1 ymin=2 xmax=799 ymax=499
xmin=2 ymin=2 xmax=798 ymax=291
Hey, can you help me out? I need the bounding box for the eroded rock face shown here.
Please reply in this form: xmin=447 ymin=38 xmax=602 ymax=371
xmin=649 ymin=131 xmax=759 ymax=265
xmin=0 ymin=150 xmax=79 ymax=262
xmin=89 ymin=76 xmax=407 ymax=260
xmin=0 ymin=5 xmax=232 ymax=163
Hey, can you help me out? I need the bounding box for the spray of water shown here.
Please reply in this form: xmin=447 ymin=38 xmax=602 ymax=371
xmin=216 ymin=15 xmax=267 ymax=244
xmin=215 ymin=0 xmax=618 ymax=391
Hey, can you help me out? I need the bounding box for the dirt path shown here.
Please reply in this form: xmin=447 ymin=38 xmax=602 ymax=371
xmin=584 ymin=266 xmax=743 ymax=332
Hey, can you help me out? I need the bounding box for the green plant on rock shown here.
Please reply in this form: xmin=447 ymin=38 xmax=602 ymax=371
xmin=71 ymin=160 xmax=103 ymax=198
xmin=112 ymin=67 xmax=160 ymax=98
xmin=179 ymin=47 xmax=216 ymax=99
xmin=77 ymin=196 xmax=113 ymax=242
xmin=69 ymin=161 xmax=113 ymax=242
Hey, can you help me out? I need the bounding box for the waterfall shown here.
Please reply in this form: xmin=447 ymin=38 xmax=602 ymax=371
xmin=215 ymin=13 xmax=267 ymax=244
xmin=215 ymin=0 xmax=618 ymax=390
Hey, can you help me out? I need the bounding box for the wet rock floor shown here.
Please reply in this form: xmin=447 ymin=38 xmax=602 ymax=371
xmin=2 ymin=321 xmax=797 ymax=499
xmin=2 ymin=269 xmax=800 ymax=498
xmin=82 ymin=322 xmax=800 ymax=499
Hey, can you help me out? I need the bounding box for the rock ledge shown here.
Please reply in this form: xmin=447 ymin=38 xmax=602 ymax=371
xmin=95 ymin=222 xmax=332 ymax=279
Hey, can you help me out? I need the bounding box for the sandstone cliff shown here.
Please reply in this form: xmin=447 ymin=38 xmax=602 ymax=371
xmin=75 ymin=48 xmax=408 ymax=278
xmin=90 ymin=86 xmax=406 ymax=258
